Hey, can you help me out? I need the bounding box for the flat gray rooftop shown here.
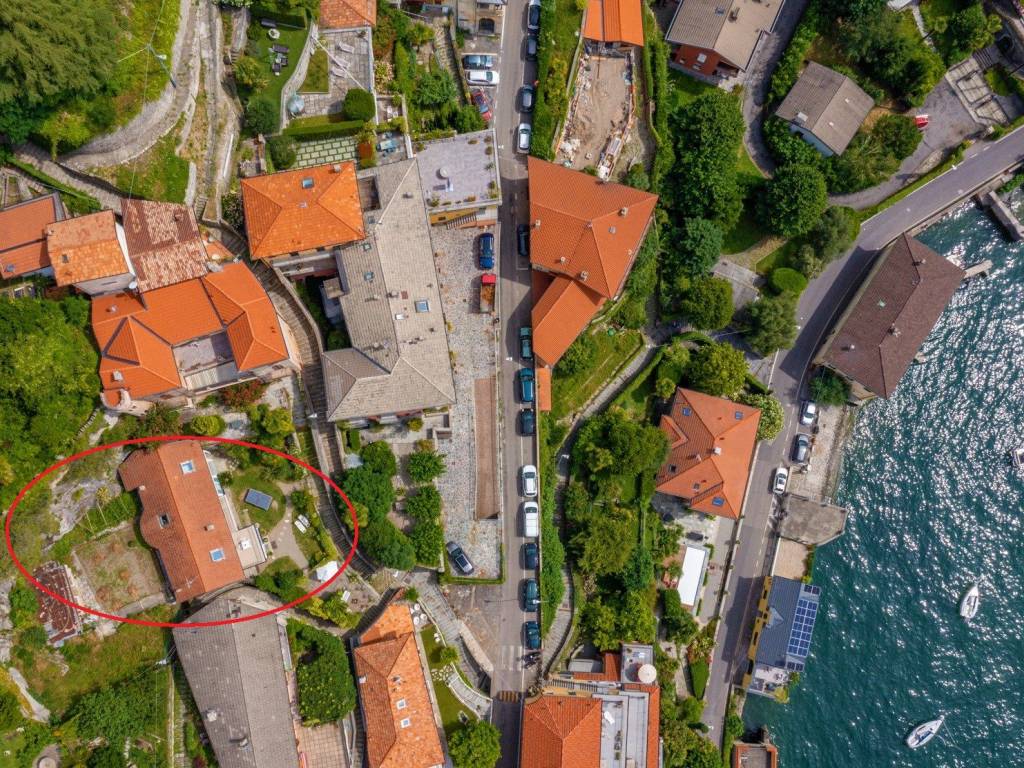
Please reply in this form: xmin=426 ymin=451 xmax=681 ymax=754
xmin=596 ymin=690 xmax=652 ymax=768
xmin=779 ymin=493 xmax=848 ymax=545
xmin=415 ymin=129 xmax=501 ymax=211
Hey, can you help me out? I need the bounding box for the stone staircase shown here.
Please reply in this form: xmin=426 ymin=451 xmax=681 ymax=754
xmin=431 ymin=20 xmax=463 ymax=102
xmin=193 ymin=193 xmax=208 ymax=222
xmin=444 ymin=211 xmax=478 ymax=229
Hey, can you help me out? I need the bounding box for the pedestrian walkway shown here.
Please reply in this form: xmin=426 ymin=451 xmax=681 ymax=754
xmin=295 ymin=136 xmax=359 ymax=168
xmin=12 ymin=144 xmax=124 ymax=213
xmin=444 ymin=667 xmax=492 ymax=719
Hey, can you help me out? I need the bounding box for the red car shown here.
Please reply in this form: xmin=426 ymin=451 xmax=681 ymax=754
xmin=472 ymin=89 xmax=493 ymax=123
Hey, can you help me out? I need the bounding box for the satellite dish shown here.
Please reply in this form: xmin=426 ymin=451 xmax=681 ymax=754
xmin=637 ymin=664 xmax=657 ymax=685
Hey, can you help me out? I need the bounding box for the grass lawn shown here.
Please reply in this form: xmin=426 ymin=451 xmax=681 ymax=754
xmin=242 ymin=19 xmax=309 ymax=133
xmin=107 ymin=127 xmax=189 ymax=202
xmin=232 ymin=468 xmax=286 ymax=532
xmin=300 ymin=46 xmax=329 ymax=93
xmin=689 ymin=657 xmax=710 ymax=699
xmin=986 ymin=65 xmax=1016 ymax=97
xmin=666 ymin=68 xmax=714 ymax=112
xmin=550 ymin=328 xmax=644 ymax=421
xmin=755 ymin=238 xmax=799 ymax=275
xmin=420 ymin=627 xmax=476 ymax=737
xmin=18 ymin=605 xmax=172 ymax=715
xmin=612 ymin=347 xmax=662 ymax=421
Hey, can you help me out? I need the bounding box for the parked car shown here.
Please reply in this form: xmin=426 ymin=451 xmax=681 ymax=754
xmin=524 ymin=620 xmax=541 ymax=650
xmin=471 ymin=89 xmax=493 ymax=123
xmin=516 ymin=122 xmax=532 ymax=153
xmin=527 ymin=0 xmax=541 ymax=31
xmin=479 ymin=232 xmax=495 ymax=269
xmin=685 ymin=531 xmax=705 ymax=542
xmin=517 ymin=224 xmax=530 ymax=257
xmin=466 ymin=69 xmax=499 ymax=86
xmin=519 ymin=408 xmax=536 ymax=435
xmin=523 ymin=541 xmax=539 ymax=569
xmin=521 ymin=465 xmax=538 ymax=498
xmin=792 ymin=433 xmax=811 ymax=463
xmin=519 ymin=85 xmax=535 ymax=112
xmin=800 ymin=400 xmax=818 ymax=426
xmin=518 ymin=368 xmax=535 ymax=403
xmin=523 ymin=501 xmax=540 ymax=536
xmin=519 ymin=326 xmax=533 ymax=360
xmin=522 ymin=578 xmax=540 ymax=611
xmin=463 ymin=54 xmax=496 ymax=70
xmin=526 ymin=34 xmax=539 ymax=61
xmin=773 ymin=466 xmax=789 ymax=495
xmin=446 ymin=541 xmax=474 ymax=575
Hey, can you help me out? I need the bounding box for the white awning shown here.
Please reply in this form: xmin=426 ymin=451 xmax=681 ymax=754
xmin=677 ymin=546 xmax=708 ymax=609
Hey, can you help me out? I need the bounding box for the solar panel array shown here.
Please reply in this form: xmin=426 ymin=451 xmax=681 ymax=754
xmin=786 ymin=597 xmax=818 ymax=659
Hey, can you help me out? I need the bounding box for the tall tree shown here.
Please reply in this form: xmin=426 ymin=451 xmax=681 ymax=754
xmin=686 ymin=342 xmax=748 ymax=397
xmin=759 ymin=164 xmax=828 ymax=237
xmin=677 ymin=275 xmax=733 ymax=330
xmin=745 ymin=293 xmax=799 ymax=356
xmin=448 ymin=721 xmax=502 ymax=768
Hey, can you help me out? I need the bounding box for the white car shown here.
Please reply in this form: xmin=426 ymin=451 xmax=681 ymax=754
xmin=773 ymin=466 xmax=789 ymax=495
xmin=466 ymin=69 xmax=499 ymax=86
xmin=521 ymin=464 xmax=538 ymax=497
xmin=523 ymin=501 xmax=540 ymax=537
xmin=516 ymin=122 xmax=532 ymax=153
xmin=800 ymin=400 xmax=818 ymax=426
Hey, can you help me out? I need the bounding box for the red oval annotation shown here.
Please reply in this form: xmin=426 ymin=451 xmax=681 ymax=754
xmin=3 ymin=434 xmax=359 ymax=629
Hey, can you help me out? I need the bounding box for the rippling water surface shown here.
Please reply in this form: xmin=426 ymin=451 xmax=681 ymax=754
xmin=744 ymin=202 xmax=1024 ymax=766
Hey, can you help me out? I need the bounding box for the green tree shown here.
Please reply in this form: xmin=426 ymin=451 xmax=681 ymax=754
xmin=360 ymin=440 xmax=398 ymax=477
xmin=87 ymin=746 xmax=127 ymax=768
xmin=288 ymin=621 xmax=358 ymax=724
xmin=360 ymin=517 xmax=416 ymax=569
xmin=686 ymin=342 xmax=748 ymax=397
xmin=661 ymin=589 xmax=698 ymax=644
xmin=454 ymin=103 xmax=485 ymax=133
xmin=947 ymin=4 xmax=1000 ymax=62
xmin=678 ymin=275 xmax=733 ymax=330
xmin=760 ymin=164 xmax=828 ymax=237
xmin=738 ymin=393 xmax=784 ymax=441
xmin=189 ymin=414 xmax=225 ymax=436
xmin=409 ymin=518 xmax=444 ymax=565
xmin=245 ymin=95 xmax=278 ymax=135
xmin=573 ymin=512 xmax=636 ymax=576
xmin=413 ymin=70 xmax=458 ymax=108
xmin=343 ymin=88 xmax=376 ymax=121
xmin=870 ymin=114 xmax=922 ymax=160
xmin=38 ymin=108 xmax=91 ymax=157
xmin=794 ymin=243 xmax=825 ymax=279
xmin=448 ymin=720 xmax=502 ymax=768
xmin=9 ymin=582 xmax=39 ymax=628
xmin=582 ymin=598 xmax=620 ymax=650
xmin=745 ymin=293 xmax=798 ymax=356
xmin=136 ymin=404 xmax=181 ymax=438
xmin=655 ymin=376 xmax=678 ymax=401
xmin=624 ymin=162 xmax=650 ymax=191
xmin=666 ymin=218 xmax=724 ymax=278
xmin=0 ymin=690 xmax=21 ymax=732
xmin=407 ymin=449 xmax=446 ymax=484
xmin=267 ymin=134 xmax=297 ymax=169
xmin=405 ymin=483 xmax=442 ymax=521
xmin=438 ymin=645 xmax=459 ymax=665
xmin=807 ymin=206 xmax=859 ymax=264
xmin=621 ymin=546 xmax=655 ymax=591
xmin=557 ymin=333 xmax=597 ymax=375
xmin=234 ymin=55 xmax=268 ymax=90
xmin=341 ymin=466 xmax=395 ymax=518
xmin=810 ymin=369 xmax=850 ymax=405
xmin=679 ymin=695 xmax=704 ymax=724
xmin=617 ymin=591 xmax=657 ymax=643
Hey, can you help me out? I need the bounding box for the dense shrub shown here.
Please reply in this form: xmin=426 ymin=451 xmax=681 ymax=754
xmin=405 ymin=483 xmax=442 ymax=521
xmin=189 ymin=414 xmax=225 ymax=436
xmin=245 ymin=95 xmax=278 ymax=135
xmin=288 ymin=620 xmax=357 ymax=724
xmin=759 ymin=163 xmax=828 ymax=237
xmin=220 ymin=380 xmax=266 ymax=407
xmin=556 ymin=332 xmax=597 ymax=376
xmin=763 ymin=116 xmax=825 ymax=170
xmin=407 ymin=448 xmax=446 ymax=484
xmin=360 ymin=440 xmax=398 ymax=477
xmin=343 ymin=88 xmax=376 ymax=121
xmin=769 ymin=5 xmax=821 ymax=104
xmin=67 ymin=670 xmax=165 ymax=745
xmin=810 ymin=368 xmax=851 ymax=404
xmin=267 ymin=134 xmax=297 ymax=169
xmin=768 ymin=267 xmax=809 ymax=295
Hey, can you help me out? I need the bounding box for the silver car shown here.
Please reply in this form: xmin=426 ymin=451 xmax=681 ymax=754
xmin=521 ymin=464 xmax=538 ymax=497
xmin=516 ymin=122 xmax=532 ymax=153
xmin=792 ymin=433 xmax=811 ymax=463
xmin=800 ymin=400 xmax=818 ymax=426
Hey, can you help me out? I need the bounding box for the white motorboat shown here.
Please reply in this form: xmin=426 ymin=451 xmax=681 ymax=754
xmin=1010 ymin=447 xmax=1024 ymax=468
xmin=960 ymin=583 xmax=980 ymax=620
xmin=906 ymin=717 xmax=944 ymax=749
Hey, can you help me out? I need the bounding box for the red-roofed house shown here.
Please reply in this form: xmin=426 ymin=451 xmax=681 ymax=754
xmin=47 ymin=210 xmax=134 ymax=295
xmin=0 ymin=193 xmax=65 ymax=280
xmin=121 ymin=199 xmax=211 ymax=292
xmin=353 ymin=603 xmax=447 ymax=768
xmin=583 ymin=0 xmax=644 ymax=49
xmin=119 ymin=442 xmax=245 ymax=603
xmin=527 ymin=158 xmax=657 ymax=402
xmin=92 ymin=262 xmax=297 ymax=413
xmin=320 ymin=0 xmax=375 ymax=29
xmin=240 ymin=162 xmax=365 ymax=274
xmin=520 ymin=643 xmax=660 ymax=768
xmin=655 ymin=388 xmax=760 ymax=519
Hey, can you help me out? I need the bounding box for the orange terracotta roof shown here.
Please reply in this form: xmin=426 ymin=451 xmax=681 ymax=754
xmin=532 ymin=275 xmax=606 ymax=367
xmin=122 ymin=199 xmax=209 ymax=292
xmin=201 ymin=236 xmax=234 ymax=261
xmin=48 ymin=210 xmax=130 ymax=286
xmin=655 ymin=388 xmax=760 ymax=519
xmin=0 ymin=194 xmax=64 ymax=278
xmin=520 ymin=695 xmax=602 ymax=768
xmin=536 ymin=366 xmax=552 ymax=412
xmin=583 ymin=0 xmax=644 ymax=46
xmin=527 ymin=157 xmax=657 ymax=299
xmin=241 ymin=162 xmax=365 ymax=260
xmin=91 ymin=263 xmax=288 ymax=402
xmin=119 ymin=442 xmax=244 ymax=602
xmin=320 ymin=0 xmax=376 ymax=28
xmin=354 ymin=604 xmax=445 ymax=768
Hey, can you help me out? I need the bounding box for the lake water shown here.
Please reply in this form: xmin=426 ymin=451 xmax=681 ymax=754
xmin=744 ymin=202 xmax=1024 ymax=766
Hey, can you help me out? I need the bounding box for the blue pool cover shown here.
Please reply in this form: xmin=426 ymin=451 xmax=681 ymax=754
xmin=244 ymin=489 xmax=273 ymax=511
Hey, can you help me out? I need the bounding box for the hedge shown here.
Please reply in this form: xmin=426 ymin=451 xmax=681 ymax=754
xmin=768 ymin=266 xmax=808 ymax=295
xmin=284 ymin=118 xmax=365 ymax=141
xmin=641 ymin=3 xmax=674 ymax=192
xmin=767 ymin=4 xmax=821 ymax=105
xmin=252 ymin=4 xmax=307 ymax=27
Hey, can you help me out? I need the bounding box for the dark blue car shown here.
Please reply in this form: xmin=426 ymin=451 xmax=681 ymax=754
xmin=524 ymin=620 xmax=541 ymax=650
xmin=479 ymin=232 xmax=495 ymax=269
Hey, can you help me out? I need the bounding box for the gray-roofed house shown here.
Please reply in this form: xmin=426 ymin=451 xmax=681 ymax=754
xmin=742 ymin=576 xmax=821 ymax=699
xmin=775 ymin=62 xmax=874 ymax=156
xmin=665 ymin=0 xmax=784 ymax=80
xmin=322 ymin=158 xmax=457 ymax=423
xmin=814 ymin=232 xmax=964 ymax=402
xmin=172 ymin=596 xmax=300 ymax=768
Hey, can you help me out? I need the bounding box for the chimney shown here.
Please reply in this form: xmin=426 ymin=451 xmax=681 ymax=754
xmin=534 ymin=219 xmax=541 ymax=229
xmin=579 ymin=270 xmax=589 ymax=281
xmin=619 ymin=207 xmax=629 ymax=216
xmin=333 ymin=163 xmax=342 ymax=173
xmin=712 ymin=446 xmax=722 ymax=455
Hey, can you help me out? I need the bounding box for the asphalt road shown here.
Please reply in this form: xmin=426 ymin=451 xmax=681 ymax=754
xmin=483 ymin=4 xmax=539 ymax=766
xmin=700 ymin=123 xmax=1024 ymax=738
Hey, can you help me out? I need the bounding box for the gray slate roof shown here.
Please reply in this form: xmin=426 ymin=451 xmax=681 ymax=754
xmin=172 ymin=597 xmax=300 ymax=768
xmin=754 ymin=577 xmax=820 ymax=672
xmin=775 ymin=61 xmax=874 ymax=155
xmin=323 ymin=159 xmax=456 ymax=421
xmin=666 ymin=0 xmax=782 ymax=72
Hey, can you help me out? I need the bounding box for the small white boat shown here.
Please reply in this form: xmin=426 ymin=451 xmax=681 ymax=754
xmin=906 ymin=717 xmax=944 ymax=749
xmin=960 ymin=583 xmax=980 ymax=620
xmin=1010 ymin=447 xmax=1024 ymax=468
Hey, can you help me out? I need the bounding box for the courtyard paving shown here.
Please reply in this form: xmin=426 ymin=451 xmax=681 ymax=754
xmin=295 ymin=136 xmax=359 ymax=168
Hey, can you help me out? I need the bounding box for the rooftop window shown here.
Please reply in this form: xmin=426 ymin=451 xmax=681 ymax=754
xmin=396 ymin=699 xmax=407 ymax=710
xmin=415 ymin=299 xmax=430 ymax=313
xmin=712 ymin=497 xmax=725 ymax=507
xmin=301 ymin=178 xmax=314 ymax=189
xmin=681 ymin=407 xmax=692 ymax=416
xmin=400 ymin=718 xmax=411 ymax=728
xmin=734 ymin=411 xmax=744 ymax=420
xmin=210 ymin=548 xmax=225 ymax=562
xmin=158 ymin=514 xmax=171 ymax=528
xmin=180 ymin=460 xmax=195 ymax=474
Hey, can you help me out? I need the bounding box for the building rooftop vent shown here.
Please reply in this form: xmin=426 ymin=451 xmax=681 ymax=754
xmin=112 ymin=370 xmax=123 ymax=381
xmin=301 ymin=177 xmax=314 ymax=189
xmin=438 ymin=167 xmax=450 ymax=179
xmin=579 ymin=270 xmax=589 ymax=281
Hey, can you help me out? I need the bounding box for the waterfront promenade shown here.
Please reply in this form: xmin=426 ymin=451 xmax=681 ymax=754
xmin=700 ymin=123 xmax=1024 ymax=739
